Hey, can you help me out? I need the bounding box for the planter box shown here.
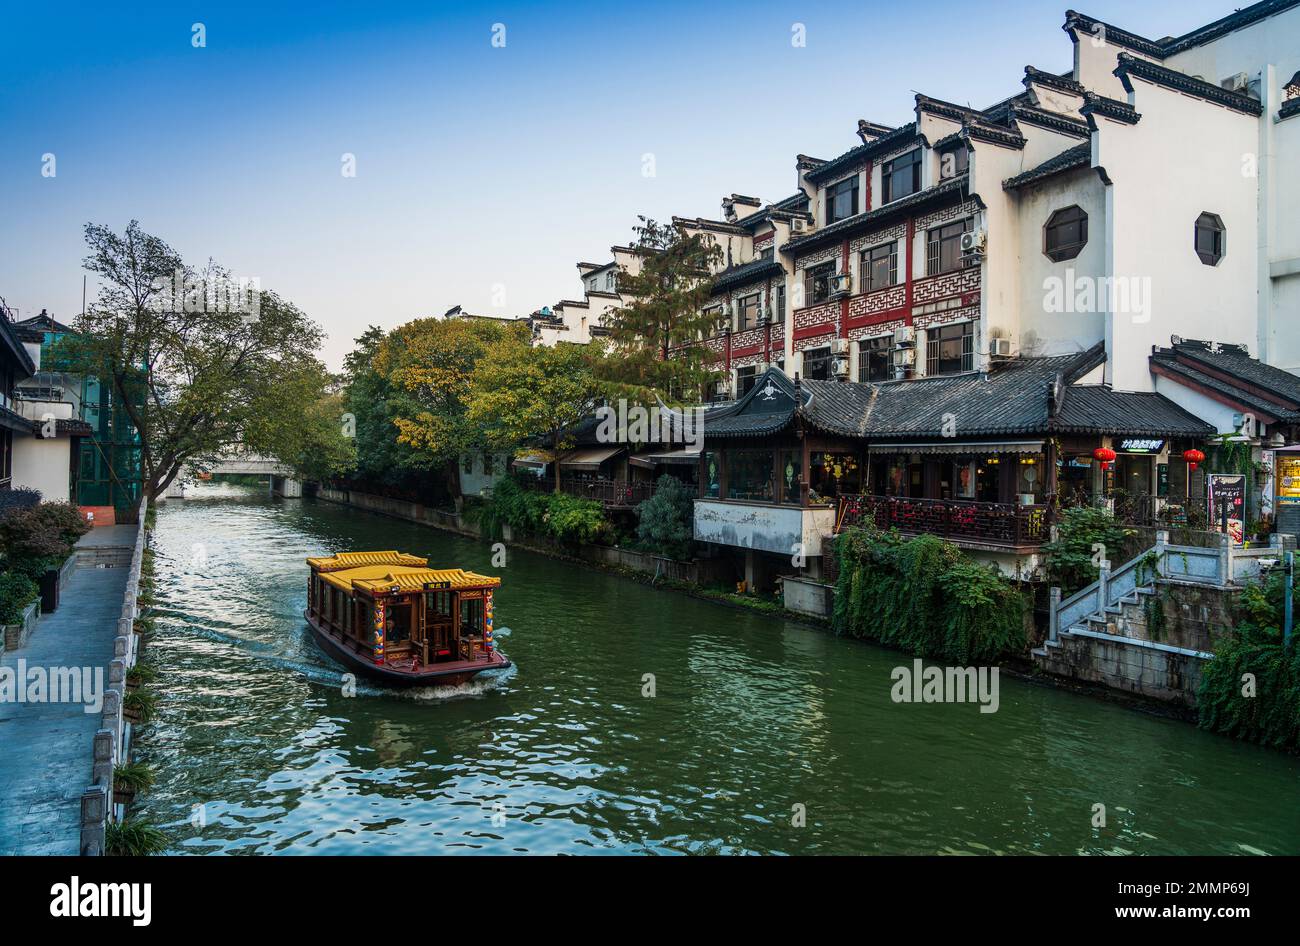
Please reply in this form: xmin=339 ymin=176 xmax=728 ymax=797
xmin=2 ymin=599 xmax=42 ymax=651
xmin=38 ymin=556 xmax=75 ymax=613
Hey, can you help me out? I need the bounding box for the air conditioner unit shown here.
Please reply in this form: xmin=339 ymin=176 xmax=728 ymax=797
xmin=791 ymin=218 xmax=808 ymax=233
xmin=960 ymin=230 xmax=987 ymax=257
xmin=832 ymin=357 xmax=850 ymax=378
xmin=829 ymin=273 xmax=852 ymax=297
xmin=893 ymin=326 xmax=916 ymax=347
xmin=1220 ymin=72 xmax=1249 ymax=94
xmin=990 ymin=338 xmax=1014 ymax=357
xmin=893 ymin=347 xmax=916 ymax=367
xmin=756 ymin=306 xmax=770 ymax=324
xmin=831 ymin=338 xmax=850 ymax=356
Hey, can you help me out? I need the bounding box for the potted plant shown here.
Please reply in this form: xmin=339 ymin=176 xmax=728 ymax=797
xmin=122 ymin=689 xmax=158 ymax=725
xmin=113 ymin=761 xmax=156 ymax=807
xmin=0 ymin=571 xmax=40 ymax=651
xmin=126 ymin=661 xmax=158 ymax=691
xmin=105 ymin=819 xmax=168 ymax=856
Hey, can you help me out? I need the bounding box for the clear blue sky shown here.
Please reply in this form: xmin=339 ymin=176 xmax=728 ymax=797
xmin=0 ymin=0 xmax=1240 ymax=368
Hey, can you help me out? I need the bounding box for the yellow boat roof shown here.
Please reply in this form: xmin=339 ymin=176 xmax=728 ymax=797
xmin=318 ymin=564 xmax=501 ymax=594
xmin=307 ymin=550 xmax=428 ymax=572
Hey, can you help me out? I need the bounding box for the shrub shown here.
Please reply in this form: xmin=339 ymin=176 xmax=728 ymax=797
xmin=105 ymin=819 xmax=168 ymax=856
xmin=832 ymin=526 xmax=1025 ymax=664
xmin=0 ymin=571 xmax=39 ymax=624
xmin=635 ymin=475 xmax=695 ymax=561
xmin=1198 ymin=571 xmax=1300 ymax=752
xmin=0 ymin=500 xmax=92 ymax=578
xmin=1042 ymin=506 xmax=1135 ymax=595
xmin=0 ymin=487 xmax=41 ymax=518
xmin=474 ymin=475 xmax=608 ymax=546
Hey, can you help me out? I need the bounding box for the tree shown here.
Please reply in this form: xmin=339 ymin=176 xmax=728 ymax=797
xmin=599 ymin=217 xmax=724 ymax=405
xmin=63 ymin=221 xmax=330 ymax=520
xmin=467 ymin=342 xmax=605 ymax=493
xmin=374 ymin=317 xmax=531 ymax=499
xmin=339 ymin=326 xmax=419 ymax=489
xmin=635 ymin=474 xmax=695 ymax=560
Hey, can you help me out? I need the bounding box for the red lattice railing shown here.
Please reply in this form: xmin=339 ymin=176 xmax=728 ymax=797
xmin=835 ymin=494 xmax=1048 ymax=546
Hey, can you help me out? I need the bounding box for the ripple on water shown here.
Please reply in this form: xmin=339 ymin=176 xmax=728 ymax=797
xmin=134 ymin=483 xmax=1300 ymax=855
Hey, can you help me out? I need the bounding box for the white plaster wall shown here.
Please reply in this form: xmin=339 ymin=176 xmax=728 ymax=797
xmin=1010 ymin=166 xmax=1108 ymax=356
xmin=1096 ymin=81 xmax=1260 ymax=391
xmin=12 ymin=437 xmax=72 ymax=502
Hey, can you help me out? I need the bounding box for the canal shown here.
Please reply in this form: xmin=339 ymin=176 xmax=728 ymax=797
xmin=136 ymin=484 xmax=1300 ymax=854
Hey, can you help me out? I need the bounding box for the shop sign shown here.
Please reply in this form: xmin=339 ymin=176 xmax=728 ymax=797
xmin=1118 ymin=438 xmax=1165 ymax=453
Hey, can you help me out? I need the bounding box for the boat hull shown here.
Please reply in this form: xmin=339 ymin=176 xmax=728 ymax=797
xmin=303 ymin=610 xmax=510 ymax=687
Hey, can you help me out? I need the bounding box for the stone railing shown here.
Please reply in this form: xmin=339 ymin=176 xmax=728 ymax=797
xmin=80 ymin=497 xmax=148 ymax=856
xmin=1048 ymin=530 xmax=1295 ymax=644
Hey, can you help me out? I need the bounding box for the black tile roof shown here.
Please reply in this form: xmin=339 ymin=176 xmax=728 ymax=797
xmin=1280 ymin=97 xmax=1300 ymax=120
xmin=1151 ymin=340 xmax=1300 ymax=423
xmin=1003 ymin=142 xmax=1092 ymax=190
xmin=1023 ymin=66 xmax=1087 ymax=97
xmin=1066 ymin=3 xmax=1300 ymax=60
xmin=711 ymin=259 xmax=785 ymax=296
xmin=1080 ymin=93 xmax=1141 ymax=126
xmin=1115 ymin=53 xmax=1263 ymax=116
xmin=803 ymin=123 xmax=920 ymax=184
xmin=1160 ymin=0 xmax=1299 ymax=56
xmin=702 ymin=344 xmax=1211 ymax=443
xmin=1051 ymin=386 xmax=1214 ymax=436
xmin=781 ymin=174 xmax=973 ymax=257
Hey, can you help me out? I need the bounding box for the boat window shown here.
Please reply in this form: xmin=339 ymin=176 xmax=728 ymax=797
xmin=460 ymin=596 xmax=484 ymax=636
xmin=425 ymin=590 xmax=453 ymax=618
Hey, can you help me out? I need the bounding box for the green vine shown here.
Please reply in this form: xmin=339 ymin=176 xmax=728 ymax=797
xmin=832 ymin=526 xmax=1026 ymax=664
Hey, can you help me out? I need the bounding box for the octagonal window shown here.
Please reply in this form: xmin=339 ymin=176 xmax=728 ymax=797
xmin=1195 ymin=212 xmax=1225 ymax=266
xmin=1044 ymin=205 xmax=1088 ymax=262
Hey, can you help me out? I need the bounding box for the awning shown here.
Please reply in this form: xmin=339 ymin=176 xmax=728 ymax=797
xmin=511 ymin=452 xmax=548 ymax=469
xmin=629 ymin=448 xmax=701 ymax=469
xmin=868 ymin=440 xmax=1045 ymax=457
xmin=559 ymin=446 xmax=624 ymax=471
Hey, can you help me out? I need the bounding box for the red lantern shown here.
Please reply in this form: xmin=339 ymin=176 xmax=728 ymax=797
xmin=1093 ymin=446 xmax=1117 ymax=471
xmin=1183 ymin=448 xmax=1205 ymax=472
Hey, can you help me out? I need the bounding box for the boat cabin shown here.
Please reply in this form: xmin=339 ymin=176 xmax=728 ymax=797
xmin=304 ymin=551 xmax=507 ymax=683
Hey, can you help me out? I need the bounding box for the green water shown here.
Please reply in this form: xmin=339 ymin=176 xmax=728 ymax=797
xmin=135 ymin=483 xmax=1300 ymax=854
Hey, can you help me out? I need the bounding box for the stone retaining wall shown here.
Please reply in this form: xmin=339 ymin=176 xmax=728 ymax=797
xmin=79 ymin=498 xmax=148 ymax=856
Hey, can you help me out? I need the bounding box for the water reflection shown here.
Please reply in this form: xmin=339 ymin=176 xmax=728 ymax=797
xmin=137 ymin=483 xmax=1300 ymax=855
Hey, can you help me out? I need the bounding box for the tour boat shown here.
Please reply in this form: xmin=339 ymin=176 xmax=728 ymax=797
xmin=304 ymin=550 xmax=509 ymax=686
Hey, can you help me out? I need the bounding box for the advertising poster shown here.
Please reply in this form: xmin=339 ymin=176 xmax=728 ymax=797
xmin=1207 ymin=473 xmax=1247 ymax=546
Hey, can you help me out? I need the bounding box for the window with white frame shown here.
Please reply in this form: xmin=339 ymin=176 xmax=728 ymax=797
xmin=927 ymin=218 xmax=971 ymax=275
xmin=857 ymin=335 xmax=892 ymax=382
xmin=861 ymin=241 xmax=898 ymax=291
xmin=925 ymin=322 xmax=974 ymax=376
xmin=826 ymin=174 xmax=859 ymax=223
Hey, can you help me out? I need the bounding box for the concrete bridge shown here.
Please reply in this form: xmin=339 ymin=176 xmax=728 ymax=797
xmin=162 ymin=449 xmax=303 ymax=499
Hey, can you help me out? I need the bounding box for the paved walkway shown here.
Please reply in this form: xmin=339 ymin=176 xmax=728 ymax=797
xmin=0 ymin=545 xmax=131 ymax=855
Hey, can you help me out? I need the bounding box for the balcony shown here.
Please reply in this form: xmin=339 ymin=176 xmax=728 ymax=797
xmin=835 ymin=494 xmax=1048 ymax=547
xmin=522 ymin=476 xmax=655 ymax=509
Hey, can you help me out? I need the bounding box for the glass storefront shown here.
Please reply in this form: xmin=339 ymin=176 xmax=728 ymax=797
xmin=728 ymin=450 xmax=775 ymax=502
xmin=809 ymin=451 xmax=861 ymax=503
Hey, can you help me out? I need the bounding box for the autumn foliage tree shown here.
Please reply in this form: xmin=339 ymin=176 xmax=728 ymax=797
xmin=374 ymin=316 xmax=531 ymax=498
xmin=598 ymin=217 xmax=724 ymax=405
xmin=468 ymin=342 xmax=605 ymax=493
